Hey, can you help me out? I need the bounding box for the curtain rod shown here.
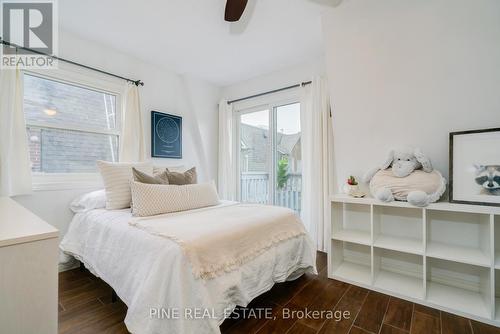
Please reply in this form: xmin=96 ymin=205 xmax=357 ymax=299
xmin=227 ymin=80 xmax=312 ymax=105
xmin=0 ymin=39 xmax=144 ymax=86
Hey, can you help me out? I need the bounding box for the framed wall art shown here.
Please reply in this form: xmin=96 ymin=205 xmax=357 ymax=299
xmin=449 ymin=128 xmax=500 ymax=206
xmin=151 ymin=111 xmax=182 ymax=159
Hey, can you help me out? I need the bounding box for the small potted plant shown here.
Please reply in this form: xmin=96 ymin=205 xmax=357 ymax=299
xmin=343 ymin=176 xmax=359 ymax=195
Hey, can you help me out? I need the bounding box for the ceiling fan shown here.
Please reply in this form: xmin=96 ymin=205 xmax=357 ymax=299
xmin=224 ymin=0 xmax=341 ymax=22
xmin=224 ymin=0 xmax=248 ymax=22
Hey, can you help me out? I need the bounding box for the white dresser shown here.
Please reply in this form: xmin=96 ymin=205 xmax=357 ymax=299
xmin=0 ymin=197 xmax=59 ymax=334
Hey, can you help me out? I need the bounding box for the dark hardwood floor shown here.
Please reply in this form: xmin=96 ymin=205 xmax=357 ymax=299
xmin=58 ymin=252 xmax=500 ymax=334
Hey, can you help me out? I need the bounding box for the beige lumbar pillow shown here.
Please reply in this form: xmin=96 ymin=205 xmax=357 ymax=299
xmin=132 ymin=167 xmax=169 ymax=185
xmin=131 ymin=181 xmax=219 ymax=217
xmin=97 ymin=161 xmax=153 ymax=210
xmin=164 ymin=167 xmax=197 ymax=185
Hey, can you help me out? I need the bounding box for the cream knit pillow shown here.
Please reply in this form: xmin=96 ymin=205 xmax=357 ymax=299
xmin=97 ymin=161 xmax=153 ymax=210
xmin=131 ymin=181 xmax=220 ymax=217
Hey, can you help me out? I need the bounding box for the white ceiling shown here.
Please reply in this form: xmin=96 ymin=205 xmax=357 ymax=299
xmin=59 ymin=0 xmax=334 ymax=86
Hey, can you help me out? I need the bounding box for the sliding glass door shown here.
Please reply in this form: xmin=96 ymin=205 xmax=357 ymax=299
xmin=237 ymin=102 xmax=302 ymax=213
xmin=239 ymin=109 xmax=270 ymax=204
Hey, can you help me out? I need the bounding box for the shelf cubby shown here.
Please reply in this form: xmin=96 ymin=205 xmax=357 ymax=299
xmin=373 ymin=248 xmax=424 ymax=299
xmin=331 ymin=240 xmax=371 ymax=285
xmin=426 ymin=258 xmax=491 ymax=319
xmin=426 ymin=210 xmax=491 ymax=267
xmin=373 ymin=206 xmax=423 ymax=255
xmin=331 ymin=202 xmax=371 ymax=245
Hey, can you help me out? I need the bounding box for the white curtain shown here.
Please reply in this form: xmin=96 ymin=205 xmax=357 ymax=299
xmin=0 ymin=69 xmax=32 ymax=197
xmin=300 ymin=76 xmax=332 ymax=251
xmin=218 ymin=100 xmax=236 ymax=200
xmin=120 ymin=83 xmax=145 ymax=162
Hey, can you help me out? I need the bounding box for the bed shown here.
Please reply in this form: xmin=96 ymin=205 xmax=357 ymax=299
xmin=60 ymin=201 xmax=316 ymax=334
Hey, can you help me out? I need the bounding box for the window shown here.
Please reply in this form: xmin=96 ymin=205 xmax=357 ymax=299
xmin=23 ymin=73 xmax=121 ymax=175
xmin=237 ymin=101 xmax=302 ymax=213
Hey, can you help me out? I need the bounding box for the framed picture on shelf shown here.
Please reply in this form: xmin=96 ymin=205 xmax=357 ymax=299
xmin=449 ymin=127 xmax=500 ymax=206
xmin=151 ymin=111 xmax=182 ymax=159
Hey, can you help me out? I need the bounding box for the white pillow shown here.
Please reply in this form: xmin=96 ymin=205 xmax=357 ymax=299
xmin=70 ymin=189 xmax=106 ymax=213
xmin=131 ymin=181 xmax=220 ymax=217
xmin=97 ymin=161 xmax=153 ymax=210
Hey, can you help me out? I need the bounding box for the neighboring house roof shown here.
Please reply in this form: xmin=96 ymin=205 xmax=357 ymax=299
xmin=277 ymin=132 xmax=300 ymax=155
xmin=240 ymin=123 xmax=301 ymax=172
xmin=240 ymin=123 xmax=268 ymax=172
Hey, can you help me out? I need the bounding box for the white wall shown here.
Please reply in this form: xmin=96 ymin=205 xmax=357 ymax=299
xmin=221 ymin=57 xmax=326 ymax=101
xmin=14 ymin=30 xmax=221 ymax=243
xmin=323 ymin=0 xmax=500 ymax=192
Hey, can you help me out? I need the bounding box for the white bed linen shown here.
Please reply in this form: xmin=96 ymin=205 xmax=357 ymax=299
xmin=60 ymin=202 xmax=317 ymax=334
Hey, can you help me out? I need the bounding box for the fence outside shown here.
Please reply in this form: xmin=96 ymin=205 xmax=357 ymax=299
xmin=240 ymin=172 xmax=302 ymax=213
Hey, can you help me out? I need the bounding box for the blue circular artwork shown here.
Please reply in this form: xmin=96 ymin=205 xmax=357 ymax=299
xmin=156 ymin=117 xmax=180 ymax=144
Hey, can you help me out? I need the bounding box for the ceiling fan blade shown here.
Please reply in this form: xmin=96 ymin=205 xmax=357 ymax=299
xmin=224 ymin=0 xmax=248 ymax=22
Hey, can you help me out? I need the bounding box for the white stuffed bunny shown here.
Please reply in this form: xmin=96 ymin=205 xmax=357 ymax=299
xmin=363 ymin=147 xmax=446 ymax=207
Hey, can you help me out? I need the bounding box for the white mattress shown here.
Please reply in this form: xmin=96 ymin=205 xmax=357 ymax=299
xmin=60 ymin=203 xmax=317 ymax=334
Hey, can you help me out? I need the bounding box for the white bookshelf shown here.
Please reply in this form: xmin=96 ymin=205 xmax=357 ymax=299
xmin=329 ymin=194 xmax=500 ymax=327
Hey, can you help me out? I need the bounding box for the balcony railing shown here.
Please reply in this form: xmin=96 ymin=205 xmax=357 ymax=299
xmin=240 ymin=172 xmax=302 ymax=213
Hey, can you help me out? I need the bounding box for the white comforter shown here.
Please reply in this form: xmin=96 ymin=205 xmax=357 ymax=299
xmin=60 ymin=202 xmax=317 ymax=334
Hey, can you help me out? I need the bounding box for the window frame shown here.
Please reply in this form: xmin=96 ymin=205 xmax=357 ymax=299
xmin=232 ymin=87 xmax=301 ymax=204
xmin=24 ymin=65 xmax=124 ymax=190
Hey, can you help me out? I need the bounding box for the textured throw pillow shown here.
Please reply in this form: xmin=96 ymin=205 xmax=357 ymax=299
xmin=132 ymin=168 xmax=169 ymax=185
xmin=97 ymin=161 xmax=153 ymax=210
xmin=165 ymin=167 xmax=197 ymax=185
xmin=131 ymin=181 xmax=219 ymax=217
